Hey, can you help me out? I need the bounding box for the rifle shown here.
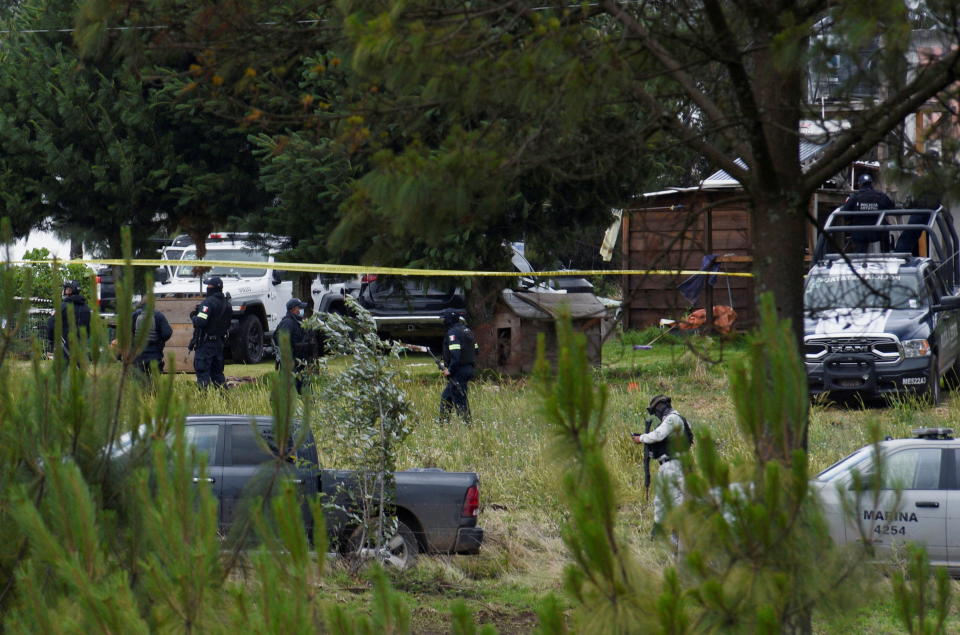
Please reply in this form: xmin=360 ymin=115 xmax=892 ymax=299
xmin=642 ymin=417 xmax=653 ymax=501
xmin=187 ymin=304 xmax=201 ymax=353
xmin=401 ymin=343 xmax=446 ymax=373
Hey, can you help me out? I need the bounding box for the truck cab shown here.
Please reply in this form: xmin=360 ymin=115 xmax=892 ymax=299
xmin=155 ymin=233 xmax=293 ymax=363
xmin=805 ymin=207 xmax=960 ymax=401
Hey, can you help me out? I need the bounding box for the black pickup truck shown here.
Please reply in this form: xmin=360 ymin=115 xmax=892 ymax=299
xmin=805 ymin=207 xmax=960 ymax=402
xmin=184 ymin=415 xmax=483 ymax=567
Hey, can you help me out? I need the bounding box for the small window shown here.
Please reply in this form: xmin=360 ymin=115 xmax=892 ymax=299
xmin=184 ymin=425 xmax=219 ymax=463
xmin=882 ymin=448 xmax=942 ymax=490
xmin=229 ymin=425 xmax=274 ymax=465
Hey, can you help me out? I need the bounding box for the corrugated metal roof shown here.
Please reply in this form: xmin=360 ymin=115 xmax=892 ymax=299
xmin=701 ymin=139 xmax=829 ymax=186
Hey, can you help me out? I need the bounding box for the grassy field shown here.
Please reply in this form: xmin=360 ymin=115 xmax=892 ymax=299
xmin=163 ymin=332 xmax=960 ymax=633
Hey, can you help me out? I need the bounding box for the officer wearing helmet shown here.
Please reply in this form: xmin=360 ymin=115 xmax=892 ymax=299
xmin=632 ymin=395 xmax=694 ymax=537
xmin=842 ymin=173 xmax=895 ymax=253
xmin=191 ymin=276 xmax=232 ymax=388
xmin=273 ymin=297 xmax=312 ymax=394
xmin=440 ymin=308 xmax=478 ymax=423
xmin=45 ymin=279 xmax=92 ymax=359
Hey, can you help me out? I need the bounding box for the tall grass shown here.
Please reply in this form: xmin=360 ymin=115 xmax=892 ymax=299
xmin=147 ymin=336 xmax=960 ymax=525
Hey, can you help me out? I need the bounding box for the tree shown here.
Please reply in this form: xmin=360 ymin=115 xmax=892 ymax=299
xmin=0 ymin=0 xmax=270 ymax=257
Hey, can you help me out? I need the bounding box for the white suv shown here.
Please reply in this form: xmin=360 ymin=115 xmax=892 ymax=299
xmin=155 ymin=233 xmax=293 ymax=363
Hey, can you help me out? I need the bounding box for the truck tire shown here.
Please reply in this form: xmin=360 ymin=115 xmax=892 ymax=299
xmin=348 ymin=520 xmax=418 ymax=570
xmin=926 ymin=355 xmax=941 ymax=405
xmin=232 ymin=314 xmax=264 ymax=364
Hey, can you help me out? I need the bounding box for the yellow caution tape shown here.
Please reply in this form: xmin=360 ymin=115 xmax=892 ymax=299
xmin=8 ymin=259 xmax=754 ymax=278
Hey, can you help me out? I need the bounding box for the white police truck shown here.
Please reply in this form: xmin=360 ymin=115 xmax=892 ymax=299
xmin=155 ymin=232 xmax=293 ymax=364
xmin=811 ymin=428 xmax=960 ymax=574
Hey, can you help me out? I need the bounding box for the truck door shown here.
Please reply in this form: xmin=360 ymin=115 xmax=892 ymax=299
xmin=184 ymin=423 xmax=223 ymax=512
xmin=858 ymin=447 xmax=948 ymax=566
xmin=926 ymin=270 xmax=959 ymax=368
xmin=221 ymin=422 xmax=311 ymax=533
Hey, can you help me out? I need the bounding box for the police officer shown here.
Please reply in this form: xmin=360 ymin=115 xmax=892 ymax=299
xmin=191 ymin=276 xmax=232 ymax=388
xmin=274 ymin=297 xmax=312 ymax=394
xmin=632 ymin=395 xmax=694 ymax=537
xmin=132 ymin=301 xmax=173 ymax=374
xmin=440 ymin=308 xmax=478 ymax=423
xmin=842 ymin=173 xmax=895 ymax=253
xmin=46 ymin=279 xmax=92 ymax=359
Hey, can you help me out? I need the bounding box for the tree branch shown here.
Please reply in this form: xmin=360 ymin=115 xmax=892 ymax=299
xmin=802 ymin=47 xmax=960 ymax=195
xmin=600 ymin=0 xmax=752 ymax=163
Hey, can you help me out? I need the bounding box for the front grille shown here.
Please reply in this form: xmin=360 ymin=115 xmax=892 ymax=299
xmin=805 ymin=336 xmax=901 ymax=363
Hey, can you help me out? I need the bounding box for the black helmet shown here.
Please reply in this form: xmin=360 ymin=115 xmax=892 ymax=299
xmin=441 ymin=308 xmax=464 ymax=327
xmin=62 ymin=279 xmax=81 ymax=295
xmin=203 ymin=276 xmax=223 ymax=291
xmin=286 ymin=297 xmax=307 ymax=311
xmin=647 ymin=394 xmax=671 ymax=415
xmin=857 ymin=173 xmax=874 ymax=188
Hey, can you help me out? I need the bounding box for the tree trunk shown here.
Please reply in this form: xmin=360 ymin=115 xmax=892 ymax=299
xmin=466 ymin=276 xmax=505 ymax=370
xmin=750 ymin=192 xmax=807 ymax=345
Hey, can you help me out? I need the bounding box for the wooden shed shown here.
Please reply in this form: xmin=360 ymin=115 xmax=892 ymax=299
xmin=489 ymin=290 xmax=608 ymax=374
xmin=156 ymin=295 xmax=204 ymax=372
xmin=622 ymin=141 xmax=852 ymax=330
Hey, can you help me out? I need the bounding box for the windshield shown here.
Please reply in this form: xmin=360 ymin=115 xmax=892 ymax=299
xmin=175 ymin=248 xmax=268 ymax=278
xmin=804 ymin=272 xmax=924 ymax=312
xmin=816 ymin=446 xmax=874 ymax=482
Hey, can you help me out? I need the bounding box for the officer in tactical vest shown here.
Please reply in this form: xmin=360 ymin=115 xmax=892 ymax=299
xmin=132 ymin=301 xmax=173 ymax=374
xmin=842 ymin=173 xmax=895 ymax=253
xmin=632 ymin=394 xmax=694 ymax=536
xmin=440 ymin=308 xmax=478 ymax=424
xmin=45 ymin=279 xmax=92 ymax=360
xmin=273 ymin=297 xmax=312 ymax=394
xmin=190 ymin=276 xmax=233 ymax=388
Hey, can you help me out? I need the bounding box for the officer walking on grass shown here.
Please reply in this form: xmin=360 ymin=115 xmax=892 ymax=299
xmin=132 ymin=301 xmax=173 ymax=374
xmin=440 ymin=308 xmax=478 ymax=424
xmin=191 ymin=276 xmax=232 ymax=388
xmin=45 ymin=279 xmax=92 ymax=359
xmin=632 ymin=394 xmax=694 ymax=537
xmin=274 ymin=297 xmax=313 ymax=394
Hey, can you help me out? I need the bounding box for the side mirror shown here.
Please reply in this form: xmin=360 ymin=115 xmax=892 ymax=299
xmin=271 ymin=270 xmax=282 ymax=286
xmin=155 ymin=267 xmax=170 ymax=284
xmin=933 ymin=295 xmax=960 ymax=312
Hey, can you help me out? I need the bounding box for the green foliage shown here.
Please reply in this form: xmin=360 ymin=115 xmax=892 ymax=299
xmin=534 ymin=295 xmax=889 ymax=633
xmin=892 ymin=543 xmax=952 ymax=635
xmin=11 ymin=247 xmax=94 ymax=302
xmin=310 ymin=297 xmax=412 ymax=560
xmin=728 ymin=293 xmax=808 ymax=464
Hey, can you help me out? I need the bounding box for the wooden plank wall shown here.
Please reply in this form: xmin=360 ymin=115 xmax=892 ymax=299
xmin=623 ymin=194 xmax=755 ymax=329
xmin=157 ymin=296 xmax=204 ymax=372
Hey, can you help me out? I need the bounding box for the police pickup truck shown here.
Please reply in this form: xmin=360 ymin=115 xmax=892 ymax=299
xmin=811 ymin=428 xmax=960 ymax=575
xmin=183 ymin=415 xmax=484 ymax=568
xmin=804 ymin=207 xmax=960 ymax=402
xmin=155 ymin=233 xmax=294 ymax=364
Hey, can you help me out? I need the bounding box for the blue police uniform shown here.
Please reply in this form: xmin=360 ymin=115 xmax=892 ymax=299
xmin=192 ymin=278 xmax=232 ymax=388
xmin=440 ymin=310 xmax=478 ymax=423
xmin=133 ymin=307 xmax=173 ymax=374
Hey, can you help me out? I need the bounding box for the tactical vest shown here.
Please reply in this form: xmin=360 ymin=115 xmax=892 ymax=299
xmin=455 ymin=325 xmax=477 ymax=365
xmin=647 ymin=413 xmax=694 ymax=460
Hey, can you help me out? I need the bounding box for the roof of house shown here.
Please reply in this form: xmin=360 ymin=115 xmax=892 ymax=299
xmin=499 ymin=289 xmax=608 ymax=320
xmin=638 ymin=138 xmax=871 ymax=201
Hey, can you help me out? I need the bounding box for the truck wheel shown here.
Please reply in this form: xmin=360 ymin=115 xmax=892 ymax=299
xmin=927 ymin=355 xmax=941 ymax=405
xmin=348 ymin=521 xmax=418 ymax=570
xmin=232 ymin=315 xmax=264 ymax=364
xmin=383 ymin=521 xmax=418 ymax=570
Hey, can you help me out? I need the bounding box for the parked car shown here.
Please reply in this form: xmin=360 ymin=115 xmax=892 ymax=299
xmin=805 ymin=207 xmax=960 ymax=402
xmin=181 ymin=415 xmax=484 ymax=568
xmin=811 ymin=427 xmax=960 ymax=575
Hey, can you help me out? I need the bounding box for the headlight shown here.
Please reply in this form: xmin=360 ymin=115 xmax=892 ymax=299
xmin=902 ymin=339 xmax=931 ymax=358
